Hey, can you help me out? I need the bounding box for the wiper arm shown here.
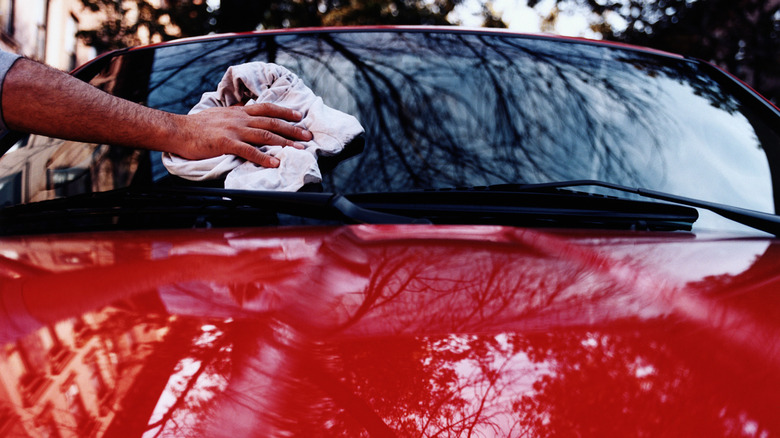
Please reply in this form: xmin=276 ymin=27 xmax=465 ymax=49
xmin=492 ymin=179 xmax=780 ymax=236
xmin=207 ymin=188 xmax=428 ymax=225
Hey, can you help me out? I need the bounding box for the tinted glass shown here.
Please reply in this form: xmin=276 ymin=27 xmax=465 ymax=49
xmin=1 ymin=30 xmax=779 ymax=231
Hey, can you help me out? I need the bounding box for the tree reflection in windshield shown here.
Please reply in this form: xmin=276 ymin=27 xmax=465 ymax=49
xmin=1 ymin=30 xmax=774 ymax=224
xmin=144 ymin=32 xmax=682 ymax=190
xmin=130 ymin=31 xmax=774 ymax=216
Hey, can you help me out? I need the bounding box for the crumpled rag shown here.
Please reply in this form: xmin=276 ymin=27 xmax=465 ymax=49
xmin=162 ymin=62 xmax=364 ymax=191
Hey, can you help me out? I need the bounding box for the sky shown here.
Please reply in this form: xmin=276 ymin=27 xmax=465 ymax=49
xmin=450 ymin=0 xmax=630 ymax=38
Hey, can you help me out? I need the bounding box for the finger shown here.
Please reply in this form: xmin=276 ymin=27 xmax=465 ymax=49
xmin=228 ymin=142 xmax=280 ymax=168
xmin=244 ymin=102 xmax=304 ymax=122
xmin=248 ymin=117 xmax=312 ymax=143
xmin=241 ymin=127 xmax=309 ymax=150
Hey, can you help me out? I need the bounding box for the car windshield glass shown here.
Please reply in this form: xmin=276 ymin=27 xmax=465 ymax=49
xmin=1 ymin=30 xmax=779 ymax=232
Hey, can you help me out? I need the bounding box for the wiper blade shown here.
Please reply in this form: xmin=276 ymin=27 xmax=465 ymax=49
xmin=490 ymin=179 xmax=780 ymax=236
xmin=0 ymin=187 xmax=426 ymax=235
xmin=347 ymin=187 xmax=698 ymax=232
xmin=186 ymin=187 xmax=428 ymax=225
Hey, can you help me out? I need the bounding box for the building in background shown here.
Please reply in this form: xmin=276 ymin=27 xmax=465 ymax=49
xmin=0 ymin=0 xmax=97 ymax=71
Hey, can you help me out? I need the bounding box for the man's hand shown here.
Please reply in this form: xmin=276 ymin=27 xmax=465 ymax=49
xmin=174 ymin=103 xmax=314 ymax=168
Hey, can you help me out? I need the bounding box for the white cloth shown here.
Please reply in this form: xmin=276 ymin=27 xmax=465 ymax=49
xmin=162 ymin=62 xmax=364 ymax=191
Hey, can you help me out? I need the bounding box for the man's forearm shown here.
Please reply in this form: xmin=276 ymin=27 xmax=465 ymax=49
xmin=2 ymin=57 xmax=180 ymax=150
xmin=0 ymin=57 xmax=312 ymax=168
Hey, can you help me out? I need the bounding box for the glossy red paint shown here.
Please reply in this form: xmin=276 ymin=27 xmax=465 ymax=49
xmin=1 ymin=225 xmax=778 ymax=437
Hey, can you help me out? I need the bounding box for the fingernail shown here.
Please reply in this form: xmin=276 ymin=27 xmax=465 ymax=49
xmin=292 ymin=110 xmax=303 ymax=119
xmin=270 ymin=157 xmax=280 ymax=167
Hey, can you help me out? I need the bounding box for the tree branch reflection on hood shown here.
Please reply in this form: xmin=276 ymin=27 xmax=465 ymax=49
xmin=1 ymin=226 xmax=779 ymax=436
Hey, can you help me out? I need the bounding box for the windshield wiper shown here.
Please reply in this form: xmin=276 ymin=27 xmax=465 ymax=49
xmin=0 ymin=187 xmax=426 ymax=235
xmin=486 ymin=179 xmax=780 ymax=236
xmin=184 ymin=187 xmax=428 ymax=224
xmin=347 ymin=186 xmax=698 ymax=232
xmin=6 ymin=181 xmax=759 ymax=235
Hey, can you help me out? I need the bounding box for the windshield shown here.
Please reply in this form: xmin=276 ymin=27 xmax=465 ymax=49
xmin=1 ymin=29 xmax=779 ymax=232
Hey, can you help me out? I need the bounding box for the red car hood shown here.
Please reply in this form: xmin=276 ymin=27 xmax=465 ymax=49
xmin=1 ymin=225 xmax=778 ymax=436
